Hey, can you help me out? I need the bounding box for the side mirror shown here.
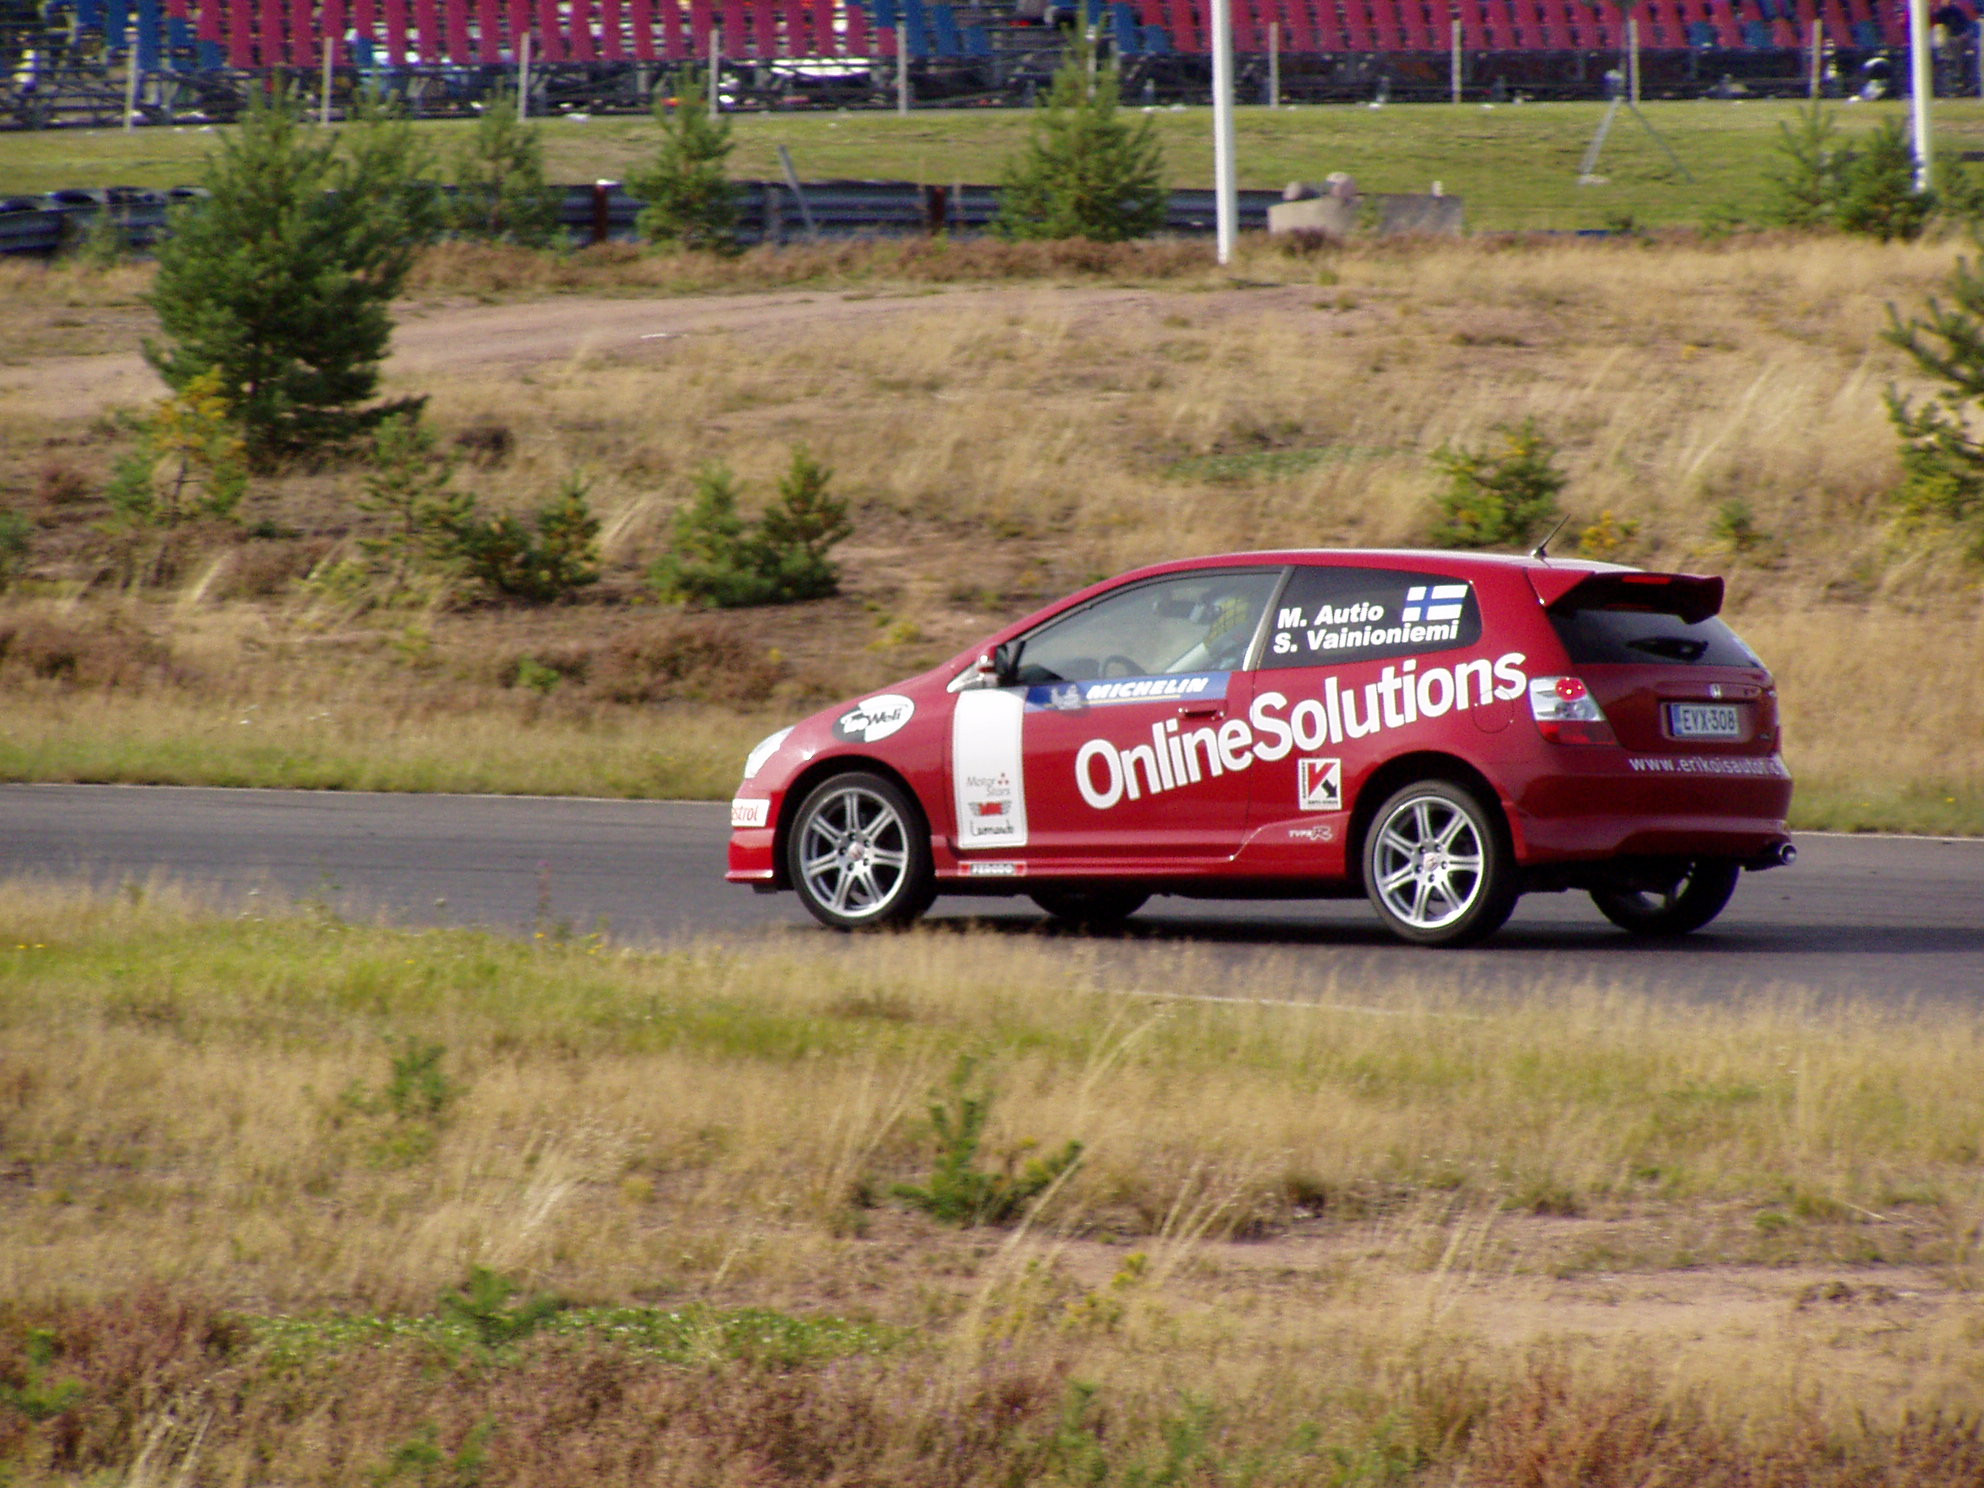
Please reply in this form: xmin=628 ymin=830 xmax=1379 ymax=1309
xmin=992 ymin=641 xmax=1019 ymax=686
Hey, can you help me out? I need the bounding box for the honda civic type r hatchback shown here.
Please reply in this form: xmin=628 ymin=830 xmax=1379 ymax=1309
xmin=727 ymin=550 xmax=1795 ymax=946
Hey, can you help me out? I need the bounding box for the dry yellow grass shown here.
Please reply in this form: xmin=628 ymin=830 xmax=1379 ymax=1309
xmin=2 ymin=233 xmax=1980 ymax=826
xmin=4 ymin=884 xmax=1984 ymax=1482
xmin=7 ymin=884 xmax=1984 ymax=1307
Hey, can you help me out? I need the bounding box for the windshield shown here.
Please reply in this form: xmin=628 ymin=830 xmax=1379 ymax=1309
xmin=1010 ymin=570 xmax=1280 ymax=685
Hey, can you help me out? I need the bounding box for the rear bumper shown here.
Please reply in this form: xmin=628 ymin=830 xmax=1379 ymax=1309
xmin=1513 ymin=752 xmax=1793 ymax=865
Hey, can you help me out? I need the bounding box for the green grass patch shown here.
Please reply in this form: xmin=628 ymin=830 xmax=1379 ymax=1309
xmin=0 ymin=694 xmax=762 ymax=799
xmin=9 ymin=100 xmax=1984 ymax=229
xmin=8 ymin=891 xmax=1984 ymax=1230
xmin=1161 ymin=445 xmax=1390 ymax=482
xmin=1781 ymin=778 xmax=1984 ymax=837
xmin=251 ymin=1302 xmax=904 ymax=1368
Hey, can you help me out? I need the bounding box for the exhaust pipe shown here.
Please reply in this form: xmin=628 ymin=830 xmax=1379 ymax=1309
xmin=1747 ymin=842 xmax=1797 ymax=871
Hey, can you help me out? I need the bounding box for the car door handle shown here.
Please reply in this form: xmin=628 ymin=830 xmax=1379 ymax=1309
xmin=1178 ymin=702 xmax=1223 ymax=718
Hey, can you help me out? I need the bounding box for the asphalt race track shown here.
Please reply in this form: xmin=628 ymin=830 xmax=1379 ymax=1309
xmin=3 ymin=782 xmax=1981 ymax=1005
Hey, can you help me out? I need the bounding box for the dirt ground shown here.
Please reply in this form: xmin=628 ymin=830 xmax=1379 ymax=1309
xmin=0 ymin=281 xmax=1339 ymax=423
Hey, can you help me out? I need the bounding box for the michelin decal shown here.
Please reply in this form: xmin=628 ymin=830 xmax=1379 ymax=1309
xmin=1075 ymin=652 xmax=1529 ymax=811
xmin=1026 ymin=674 xmax=1227 ymax=713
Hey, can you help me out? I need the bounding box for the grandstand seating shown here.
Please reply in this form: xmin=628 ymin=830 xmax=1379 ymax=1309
xmin=34 ymin=0 xmax=1915 ymax=74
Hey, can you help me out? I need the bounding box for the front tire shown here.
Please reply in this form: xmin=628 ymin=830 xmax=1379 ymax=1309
xmin=786 ymin=772 xmax=935 ymax=930
xmin=1028 ymin=887 xmax=1149 ymax=927
xmin=1362 ymin=780 xmax=1518 ymax=947
xmin=1590 ymin=860 xmax=1740 ymax=937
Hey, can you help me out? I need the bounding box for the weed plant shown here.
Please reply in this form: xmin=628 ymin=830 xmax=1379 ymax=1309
xmin=891 ymin=1056 xmax=1084 ymax=1225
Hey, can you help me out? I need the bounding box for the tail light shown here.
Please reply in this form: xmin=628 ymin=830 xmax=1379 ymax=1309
xmin=1528 ymin=675 xmax=1616 ymax=745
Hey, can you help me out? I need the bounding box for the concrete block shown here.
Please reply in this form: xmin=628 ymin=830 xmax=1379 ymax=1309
xmin=1266 ymin=196 xmax=1360 ymax=237
xmin=1375 ymin=194 xmax=1465 ymax=235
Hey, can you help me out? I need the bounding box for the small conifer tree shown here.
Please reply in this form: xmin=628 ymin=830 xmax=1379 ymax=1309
xmin=648 ymin=449 xmax=851 ymax=607
xmin=1885 ymin=257 xmax=1984 ymax=561
xmin=1837 ymin=118 xmax=1934 ymax=242
xmin=145 ymin=87 xmax=432 ymax=463
xmin=755 ymin=447 xmax=852 ymax=602
xmin=1765 ymin=102 xmax=1846 ymax=228
xmin=995 ymin=43 xmax=1166 ymax=243
xmin=1427 ymin=418 xmax=1566 ymax=550
xmin=105 ymin=369 xmax=250 ymax=533
xmin=629 ymin=70 xmax=738 ymax=253
xmin=1766 ymin=107 xmax=1933 ymax=240
xmin=354 ymin=414 xmax=473 ymax=602
xmin=449 ymin=88 xmax=561 ymax=246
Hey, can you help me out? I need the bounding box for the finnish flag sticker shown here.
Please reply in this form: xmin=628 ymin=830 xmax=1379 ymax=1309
xmin=1400 ymin=584 xmax=1469 ymax=624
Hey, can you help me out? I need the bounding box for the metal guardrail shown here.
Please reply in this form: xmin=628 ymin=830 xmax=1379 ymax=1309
xmin=0 ymin=180 xmax=1282 ymax=256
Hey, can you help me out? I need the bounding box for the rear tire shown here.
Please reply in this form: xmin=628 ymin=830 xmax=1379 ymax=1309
xmin=1590 ymin=860 xmax=1740 ymax=937
xmin=1028 ymin=887 xmax=1149 ymax=926
xmin=786 ymin=772 xmax=935 ymax=931
xmin=1362 ymin=780 xmax=1518 ymax=948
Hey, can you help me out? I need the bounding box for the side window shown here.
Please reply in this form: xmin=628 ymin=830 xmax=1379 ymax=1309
xmin=1012 ymin=570 xmax=1280 ymax=685
xmin=1261 ymin=567 xmax=1484 ymax=669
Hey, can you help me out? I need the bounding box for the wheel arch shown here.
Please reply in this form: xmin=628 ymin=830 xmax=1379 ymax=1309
xmin=1347 ymin=751 xmax=1510 ymax=893
xmin=771 ymin=755 xmax=931 ymax=892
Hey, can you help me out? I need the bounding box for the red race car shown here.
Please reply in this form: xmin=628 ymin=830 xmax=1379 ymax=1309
xmin=727 ymin=550 xmax=1795 ymax=946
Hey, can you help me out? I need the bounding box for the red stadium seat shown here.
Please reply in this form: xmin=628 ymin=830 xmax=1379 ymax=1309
xmin=1368 ymin=0 xmax=1406 ymax=50
xmin=1285 ymin=0 xmax=1322 ymax=54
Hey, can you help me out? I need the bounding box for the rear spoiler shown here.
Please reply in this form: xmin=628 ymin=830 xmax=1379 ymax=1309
xmin=1527 ymin=569 xmax=1724 ymax=625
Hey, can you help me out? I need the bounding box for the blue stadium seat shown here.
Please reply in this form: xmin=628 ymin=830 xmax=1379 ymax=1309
xmin=965 ymin=23 xmax=991 ymax=53
xmin=1143 ymin=23 xmax=1170 ymax=51
xmin=902 ymin=0 xmax=930 ymax=56
xmin=869 ymin=0 xmax=899 ymax=32
xmin=932 ymin=4 xmax=961 ymax=56
xmin=136 ymin=0 xmax=160 ymax=69
xmin=1741 ymin=17 xmax=1771 ymax=44
xmin=1851 ymin=18 xmax=1879 ymax=45
xmin=198 ymin=37 xmax=223 ymax=66
xmin=1686 ymin=19 xmax=1715 ymax=45
xmin=1113 ymin=1 xmax=1141 ymax=53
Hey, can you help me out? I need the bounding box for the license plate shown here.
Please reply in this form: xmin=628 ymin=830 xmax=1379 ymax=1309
xmin=1669 ymin=703 xmax=1742 ymax=740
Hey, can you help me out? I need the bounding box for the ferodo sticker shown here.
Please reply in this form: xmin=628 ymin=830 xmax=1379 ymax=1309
xmin=834 ymin=694 xmax=915 ymax=744
xmin=953 ymin=690 xmax=1029 ymax=850
xmin=963 ymin=861 xmax=1025 ymax=878
xmin=1075 ymin=652 xmax=1528 ymax=811
xmin=1298 ymin=758 xmax=1342 ymax=812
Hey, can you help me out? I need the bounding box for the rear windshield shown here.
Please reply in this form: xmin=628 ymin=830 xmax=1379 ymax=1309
xmin=1550 ymin=607 xmax=1761 ymax=667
